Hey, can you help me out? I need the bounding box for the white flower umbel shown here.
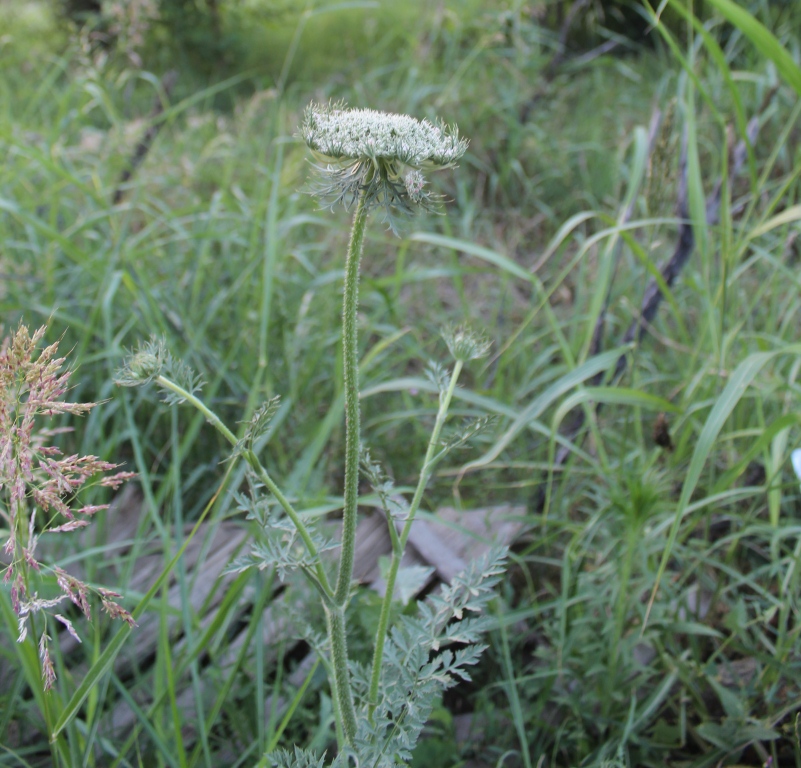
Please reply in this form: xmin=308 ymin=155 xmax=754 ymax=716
xmin=301 ymin=102 xmax=468 ymax=233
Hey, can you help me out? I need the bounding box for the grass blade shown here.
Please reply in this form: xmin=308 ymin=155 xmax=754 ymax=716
xmin=50 ymin=465 xmax=234 ymax=741
xmin=646 ymin=345 xmax=801 ymax=625
xmin=704 ymin=0 xmax=801 ymax=96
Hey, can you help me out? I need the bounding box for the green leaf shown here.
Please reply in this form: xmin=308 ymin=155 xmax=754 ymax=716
xmin=462 ymin=346 xmax=631 ymax=473
xmin=704 ymin=0 xmax=801 ymax=96
xmin=666 ymin=621 xmax=722 ymax=638
xmin=707 ymin=677 xmax=745 ymax=719
xmin=552 ymin=387 xmax=681 ymax=431
xmin=580 ymin=125 xmax=650 ymax=361
xmin=410 ymin=232 xmax=534 ymax=283
xmin=746 ymin=204 xmax=801 ymax=240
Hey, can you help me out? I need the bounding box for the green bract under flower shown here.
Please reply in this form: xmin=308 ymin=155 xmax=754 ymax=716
xmin=300 ymin=102 xmax=468 ymax=233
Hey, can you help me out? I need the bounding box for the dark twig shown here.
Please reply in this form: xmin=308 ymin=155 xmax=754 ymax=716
xmin=613 ymin=113 xmax=761 ymax=377
xmin=545 ymin=97 xmax=768 ymax=490
xmin=520 ymin=0 xmax=620 ymax=125
xmin=552 ymin=105 xmax=663 ymax=466
xmin=545 ymin=0 xmax=592 ymax=80
xmin=112 ymin=70 xmax=178 ymax=205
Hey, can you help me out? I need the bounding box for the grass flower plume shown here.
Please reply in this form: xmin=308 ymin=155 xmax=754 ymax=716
xmin=0 ymin=324 xmax=134 ymax=690
xmin=301 ymin=101 xmax=468 ymax=232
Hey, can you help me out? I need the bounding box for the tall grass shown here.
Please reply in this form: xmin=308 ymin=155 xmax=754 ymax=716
xmin=2 ymin=0 xmax=801 ymax=766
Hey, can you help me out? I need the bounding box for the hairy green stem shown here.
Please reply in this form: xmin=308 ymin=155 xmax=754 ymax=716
xmin=153 ymin=374 xmax=333 ymax=599
xmin=335 ymin=194 xmax=368 ymax=607
xmin=156 ymin=375 xmax=238 ymax=445
xmin=367 ymin=359 xmax=464 ymax=715
xmin=326 ymin=605 xmax=358 ymax=746
xmin=245 ymin=450 xmax=332 ymax=598
xmin=323 ymin=193 xmax=370 ymax=746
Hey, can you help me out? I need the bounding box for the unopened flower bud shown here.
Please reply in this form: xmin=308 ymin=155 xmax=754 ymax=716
xmin=442 ymin=324 xmax=492 ymax=363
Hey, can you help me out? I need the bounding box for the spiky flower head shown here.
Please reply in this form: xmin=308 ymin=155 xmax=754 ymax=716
xmin=115 ymin=336 xmax=204 ymax=407
xmin=300 ymin=101 xmax=468 ymax=233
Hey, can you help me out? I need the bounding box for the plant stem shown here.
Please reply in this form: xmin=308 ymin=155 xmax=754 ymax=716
xmin=325 ymin=192 xmax=369 ymax=746
xmin=605 ymin=521 xmax=637 ymax=716
xmin=326 ymin=604 xmax=358 ymax=746
xmin=367 ymin=359 xmax=463 ymax=715
xmin=156 ymin=191 xmax=370 ymax=747
xmin=245 ymin=449 xmax=332 ymax=598
xmin=153 ymin=374 xmax=333 ymax=599
xmin=156 ymin=375 xmax=238 ymax=445
xmin=335 ymin=193 xmax=369 ymax=607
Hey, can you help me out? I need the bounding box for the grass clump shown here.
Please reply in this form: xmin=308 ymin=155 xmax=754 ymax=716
xmin=4 ymin=1 xmax=801 ymax=767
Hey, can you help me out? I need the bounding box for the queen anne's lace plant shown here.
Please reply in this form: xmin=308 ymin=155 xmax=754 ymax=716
xmin=301 ymin=102 xmax=468 ymax=232
xmin=117 ymin=103 xmax=504 ymax=765
xmin=0 ymin=324 xmax=134 ymax=690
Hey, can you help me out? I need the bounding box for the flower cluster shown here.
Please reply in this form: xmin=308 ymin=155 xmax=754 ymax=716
xmin=300 ymin=102 xmax=468 ymax=232
xmin=0 ymin=324 xmax=135 ymax=690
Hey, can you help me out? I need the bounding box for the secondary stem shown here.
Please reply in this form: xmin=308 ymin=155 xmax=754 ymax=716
xmin=155 ymin=375 xmax=238 ymax=446
xmin=153 ymin=374 xmax=333 ymax=599
xmin=367 ymin=359 xmax=463 ymax=715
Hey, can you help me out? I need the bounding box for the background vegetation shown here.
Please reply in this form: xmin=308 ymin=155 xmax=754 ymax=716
xmin=2 ymin=0 xmax=801 ymax=765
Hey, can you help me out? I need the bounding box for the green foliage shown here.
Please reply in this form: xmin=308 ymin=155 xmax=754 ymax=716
xmin=4 ymin=0 xmax=801 ymax=766
xmin=266 ymin=548 xmax=506 ymax=767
